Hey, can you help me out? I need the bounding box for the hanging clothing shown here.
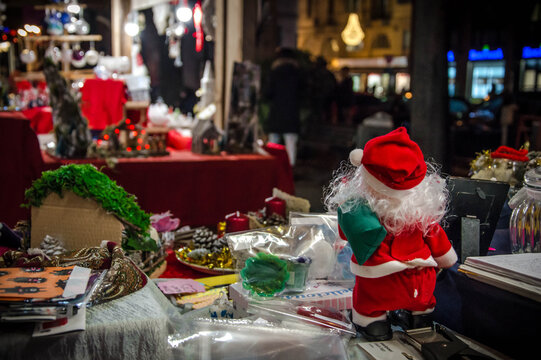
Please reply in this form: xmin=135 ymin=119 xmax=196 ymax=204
xmin=81 ymin=79 xmax=126 ymax=130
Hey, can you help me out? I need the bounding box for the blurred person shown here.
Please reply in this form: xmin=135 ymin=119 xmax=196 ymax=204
xmin=311 ymin=56 xmax=337 ymax=123
xmin=336 ymin=66 xmax=354 ymax=124
xmin=500 ymin=91 xmax=518 ymax=146
xmin=265 ymin=48 xmax=302 ymax=166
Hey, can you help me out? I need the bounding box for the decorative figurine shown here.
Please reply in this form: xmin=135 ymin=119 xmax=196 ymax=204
xmin=325 ymin=127 xmax=457 ymax=341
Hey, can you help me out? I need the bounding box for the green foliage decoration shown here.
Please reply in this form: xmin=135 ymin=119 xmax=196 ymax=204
xmin=23 ymin=164 xmax=156 ymax=251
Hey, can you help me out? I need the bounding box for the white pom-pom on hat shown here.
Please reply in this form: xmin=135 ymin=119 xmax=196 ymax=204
xmin=349 ymin=149 xmax=363 ymax=166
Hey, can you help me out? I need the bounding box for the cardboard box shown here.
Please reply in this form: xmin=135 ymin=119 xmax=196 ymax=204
xmin=31 ymin=191 xmax=123 ymax=250
xmin=229 ymin=281 xmax=353 ymax=311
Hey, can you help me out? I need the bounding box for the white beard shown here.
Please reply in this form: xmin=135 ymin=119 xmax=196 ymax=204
xmin=325 ymin=162 xmax=449 ymax=236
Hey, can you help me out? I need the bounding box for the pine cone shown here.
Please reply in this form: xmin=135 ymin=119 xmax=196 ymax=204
xmin=40 ymin=235 xmax=67 ymax=257
xmin=209 ymin=236 xmax=228 ymax=253
xmin=263 ymin=213 xmax=287 ymax=227
xmin=193 ymin=227 xmax=218 ymax=250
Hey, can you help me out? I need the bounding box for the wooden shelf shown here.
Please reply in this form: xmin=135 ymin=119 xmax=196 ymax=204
xmin=34 ymin=4 xmax=87 ymax=11
xmin=14 ymin=70 xmax=96 ymax=82
xmin=24 ymin=35 xmax=102 ymax=43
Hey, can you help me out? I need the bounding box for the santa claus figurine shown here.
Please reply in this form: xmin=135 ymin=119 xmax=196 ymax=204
xmin=325 ymin=127 xmax=457 ymax=341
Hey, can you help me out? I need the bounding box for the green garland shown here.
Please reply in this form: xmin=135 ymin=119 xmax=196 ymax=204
xmin=23 ymin=164 xmax=156 ymax=251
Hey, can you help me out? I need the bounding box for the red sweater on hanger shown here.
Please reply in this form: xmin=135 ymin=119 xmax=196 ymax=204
xmin=81 ymin=78 xmax=126 ymax=130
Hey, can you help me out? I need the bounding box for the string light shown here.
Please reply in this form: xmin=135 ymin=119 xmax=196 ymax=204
xmin=67 ymin=4 xmax=81 ymax=14
xmin=176 ymin=7 xmax=192 ymax=22
xmin=124 ymin=12 xmax=139 ymax=37
xmin=341 ymin=13 xmax=365 ymax=47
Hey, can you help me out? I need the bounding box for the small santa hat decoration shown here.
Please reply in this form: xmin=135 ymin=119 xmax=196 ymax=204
xmin=350 ymin=127 xmax=427 ymax=193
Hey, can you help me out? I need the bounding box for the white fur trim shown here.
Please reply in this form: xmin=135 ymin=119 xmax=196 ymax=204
xmin=360 ymin=166 xmax=418 ymax=199
xmin=350 ymin=259 xmax=408 ymax=278
xmin=433 ymin=247 xmax=458 ymax=269
xmin=349 ymin=149 xmax=364 ymax=166
xmin=412 ymin=307 xmax=434 ymax=315
xmin=352 ymin=307 xmax=387 ymax=327
xmin=405 ymin=257 xmax=438 ymax=268
xmin=350 ymin=256 xmax=438 ymax=278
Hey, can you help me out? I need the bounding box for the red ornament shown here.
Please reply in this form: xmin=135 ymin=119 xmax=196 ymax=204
xmin=225 ymin=211 xmax=250 ymax=233
xmin=265 ymin=197 xmax=286 ymax=217
xmin=193 ymin=2 xmax=203 ymax=52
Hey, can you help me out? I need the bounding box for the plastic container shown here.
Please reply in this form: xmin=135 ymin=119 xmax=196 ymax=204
xmin=510 ymin=167 xmax=541 ymax=253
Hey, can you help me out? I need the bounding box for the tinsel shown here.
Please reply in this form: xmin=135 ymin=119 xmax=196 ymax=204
xmin=176 ymin=246 xmax=235 ymax=270
xmin=469 ymin=149 xmax=493 ymax=175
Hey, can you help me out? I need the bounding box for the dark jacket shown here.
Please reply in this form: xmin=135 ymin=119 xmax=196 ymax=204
xmin=265 ymin=57 xmax=302 ymax=134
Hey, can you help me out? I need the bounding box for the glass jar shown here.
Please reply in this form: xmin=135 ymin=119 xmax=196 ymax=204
xmin=509 ymin=167 xmax=541 ymax=253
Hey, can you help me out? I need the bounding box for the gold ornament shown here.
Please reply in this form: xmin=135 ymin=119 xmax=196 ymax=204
xmin=176 ymin=246 xmax=235 ymax=270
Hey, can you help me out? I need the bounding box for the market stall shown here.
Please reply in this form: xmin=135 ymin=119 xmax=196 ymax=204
xmin=1 ymin=1 xmax=540 ymax=360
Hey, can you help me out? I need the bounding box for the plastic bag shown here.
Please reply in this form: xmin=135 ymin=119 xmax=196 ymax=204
xmin=167 ymin=316 xmax=349 ymax=359
xmin=226 ymin=223 xmax=336 ymax=281
xmin=246 ymin=299 xmax=356 ymax=337
xmin=290 ymin=212 xmax=355 ymax=282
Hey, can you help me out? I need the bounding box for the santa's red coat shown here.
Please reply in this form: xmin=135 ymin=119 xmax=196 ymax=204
xmin=342 ymin=224 xmax=457 ymax=326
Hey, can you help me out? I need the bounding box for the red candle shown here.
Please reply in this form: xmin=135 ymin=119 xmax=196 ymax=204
xmin=225 ymin=211 xmax=250 ymax=233
xmin=265 ymin=197 xmax=286 ymax=218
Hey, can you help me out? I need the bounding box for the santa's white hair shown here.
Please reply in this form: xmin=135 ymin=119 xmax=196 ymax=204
xmin=324 ymin=161 xmax=448 ymax=236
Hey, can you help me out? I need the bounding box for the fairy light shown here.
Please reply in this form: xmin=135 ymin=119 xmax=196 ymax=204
xmin=176 ymin=7 xmax=192 ymax=22
xmin=67 ymin=4 xmax=81 ymax=14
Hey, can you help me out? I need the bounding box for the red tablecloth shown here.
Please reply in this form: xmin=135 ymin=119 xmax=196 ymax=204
xmin=21 ymin=106 xmax=53 ymax=134
xmin=159 ymin=250 xmax=209 ymax=279
xmin=0 ymin=113 xmax=44 ymax=227
xmin=40 ymin=149 xmax=294 ymax=227
xmin=80 ymin=78 xmax=126 ymax=130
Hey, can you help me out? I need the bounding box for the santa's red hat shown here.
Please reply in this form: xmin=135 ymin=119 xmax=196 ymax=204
xmin=349 ymin=127 xmax=426 ymax=196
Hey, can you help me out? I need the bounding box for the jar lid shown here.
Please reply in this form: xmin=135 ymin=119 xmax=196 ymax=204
xmin=524 ymin=167 xmax=541 ymax=190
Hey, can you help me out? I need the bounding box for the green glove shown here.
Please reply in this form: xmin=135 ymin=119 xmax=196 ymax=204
xmin=338 ymin=201 xmax=387 ymax=265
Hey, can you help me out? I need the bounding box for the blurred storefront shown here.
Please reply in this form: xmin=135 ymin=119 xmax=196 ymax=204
xmin=297 ymin=0 xmax=412 ymax=98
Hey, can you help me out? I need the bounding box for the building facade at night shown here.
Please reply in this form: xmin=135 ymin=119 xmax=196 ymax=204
xmin=297 ymin=0 xmax=412 ymax=96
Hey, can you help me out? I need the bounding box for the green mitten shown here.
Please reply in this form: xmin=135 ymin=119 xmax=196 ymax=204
xmin=338 ymin=201 xmax=387 ymax=265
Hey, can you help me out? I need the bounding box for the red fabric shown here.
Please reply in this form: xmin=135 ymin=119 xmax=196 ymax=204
xmin=167 ymin=129 xmax=192 ymax=150
xmin=491 ymin=145 xmax=529 ymax=162
xmin=22 ymin=106 xmax=53 ymax=134
xmin=41 ymin=149 xmax=295 ymax=227
xmin=16 ymin=80 xmax=32 ymax=91
xmin=349 ymin=224 xmax=454 ymax=320
xmin=0 ymin=113 xmax=44 ymax=227
xmin=353 ymin=267 xmax=437 ymax=317
xmin=362 ymin=127 xmax=427 ymax=190
xmin=264 ymin=142 xmax=295 ymax=195
xmin=354 ymin=224 xmax=453 ymax=269
xmin=80 ymin=78 xmax=126 ymax=130
xmin=159 ymin=250 xmax=208 ymax=279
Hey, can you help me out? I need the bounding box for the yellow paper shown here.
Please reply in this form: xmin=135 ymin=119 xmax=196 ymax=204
xmin=197 ymin=274 xmax=237 ymax=288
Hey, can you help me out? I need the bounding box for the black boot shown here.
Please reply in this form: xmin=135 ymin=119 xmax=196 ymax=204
xmin=389 ymin=309 xmax=433 ymax=330
xmin=356 ymin=319 xmax=393 ymax=341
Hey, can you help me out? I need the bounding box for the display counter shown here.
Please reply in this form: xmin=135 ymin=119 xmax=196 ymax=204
xmin=41 ymin=149 xmax=294 ymax=227
xmin=0 ymin=113 xmax=294 ymax=228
